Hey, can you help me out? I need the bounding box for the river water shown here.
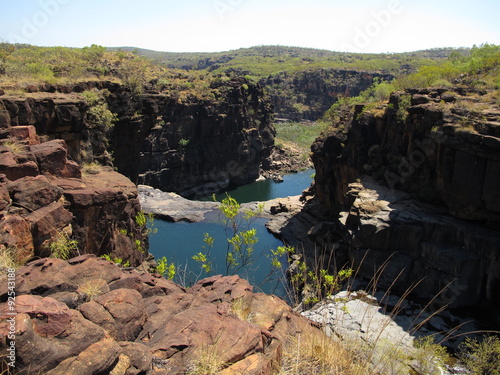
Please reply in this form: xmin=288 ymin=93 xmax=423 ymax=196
xmin=148 ymin=169 xmax=314 ymax=297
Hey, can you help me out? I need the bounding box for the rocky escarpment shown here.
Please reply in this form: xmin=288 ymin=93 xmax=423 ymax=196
xmin=262 ymin=69 xmax=394 ymax=121
xmin=0 ymin=124 xmax=147 ymax=266
xmin=310 ymin=88 xmax=500 ymax=321
xmin=0 ymin=78 xmax=275 ymax=198
xmin=0 ymin=255 xmax=310 ymax=374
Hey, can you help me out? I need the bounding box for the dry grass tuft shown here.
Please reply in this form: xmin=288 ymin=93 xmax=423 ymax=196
xmin=279 ymin=325 xmax=371 ymax=375
xmin=187 ymin=344 xmax=226 ymax=375
xmin=0 ymin=245 xmax=29 ymax=273
xmin=1 ymin=140 xmax=26 ymax=155
xmin=230 ymin=296 xmax=253 ymax=322
xmin=77 ymin=278 xmax=109 ymax=301
xmin=81 ymin=162 xmax=103 ymax=175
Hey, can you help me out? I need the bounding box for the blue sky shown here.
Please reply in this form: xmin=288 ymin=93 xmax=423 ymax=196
xmin=1 ymin=0 xmax=499 ymax=53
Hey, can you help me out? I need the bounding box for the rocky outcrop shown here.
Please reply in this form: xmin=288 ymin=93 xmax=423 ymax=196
xmin=0 ymin=85 xmax=113 ymax=166
xmin=309 ymin=88 xmax=500 ymax=321
xmin=0 ymin=79 xmax=275 ymax=198
xmin=138 ymin=185 xmax=219 ymax=222
xmin=0 ymin=255 xmax=311 ymax=374
xmin=262 ymin=69 xmax=394 ymax=121
xmin=0 ymin=125 xmax=147 ymax=265
xmin=302 ymin=289 xmax=473 ymax=374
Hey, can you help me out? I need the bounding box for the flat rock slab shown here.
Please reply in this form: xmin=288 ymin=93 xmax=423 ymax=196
xmin=139 ymin=184 xmax=307 ymax=224
xmin=138 ymin=185 xmax=219 ymax=222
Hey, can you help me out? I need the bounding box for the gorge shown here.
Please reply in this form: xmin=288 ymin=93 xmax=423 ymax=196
xmin=1 ymin=56 xmax=500 ymax=373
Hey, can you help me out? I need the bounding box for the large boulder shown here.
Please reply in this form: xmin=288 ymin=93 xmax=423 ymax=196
xmin=8 ymin=175 xmax=63 ymax=211
xmin=80 ymin=288 xmax=147 ymax=341
xmin=0 ymin=295 xmax=106 ymax=373
xmin=30 ymin=139 xmax=81 ymax=179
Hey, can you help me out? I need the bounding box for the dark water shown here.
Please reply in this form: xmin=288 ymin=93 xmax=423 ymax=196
xmin=149 ymin=169 xmax=314 ymax=297
xmin=202 ymin=168 xmax=315 ymax=203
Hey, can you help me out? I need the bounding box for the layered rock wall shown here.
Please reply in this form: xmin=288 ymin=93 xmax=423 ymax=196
xmin=108 ymin=79 xmax=274 ymax=197
xmin=0 ymin=78 xmax=275 ymax=198
xmin=0 ymin=124 xmax=147 ymax=265
xmin=311 ymin=88 xmax=500 ymax=316
xmin=262 ymin=69 xmax=394 ymax=121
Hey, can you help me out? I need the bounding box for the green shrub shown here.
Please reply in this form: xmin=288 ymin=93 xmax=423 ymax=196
xmin=193 ymin=194 xmax=264 ymax=276
xmin=156 ymin=256 xmax=176 ymax=279
xmin=87 ymin=102 xmax=118 ymax=131
xmin=459 ymin=336 xmax=500 ymax=375
xmin=82 ymin=89 xmax=101 ymax=105
xmin=396 ymin=94 xmax=412 ymax=123
xmin=412 ymin=336 xmax=450 ymax=375
xmin=178 ymin=138 xmax=190 ymax=149
xmin=100 ymin=254 xmax=130 ymax=267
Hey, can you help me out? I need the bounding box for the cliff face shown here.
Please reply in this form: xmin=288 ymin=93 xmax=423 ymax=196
xmin=0 ymin=123 xmax=147 ymax=266
xmin=311 ymin=88 xmax=500 ymax=316
xmin=262 ymin=69 xmax=394 ymax=121
xmin=0 ymin=82 xmax=119 ymax=167
xmin=0 ymin=79 xmax=274 ymax=198
xmin=107 ymin=78 xmax=274 ymax=198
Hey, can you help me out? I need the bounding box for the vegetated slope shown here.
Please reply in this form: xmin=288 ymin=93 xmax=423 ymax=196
xmin=110 ymin=44 xmax=471 ymax=120
xmin=110 ymin=45 xmax=467 ymax=76
xmin=0 ymin=42 xmax=472 ymax=121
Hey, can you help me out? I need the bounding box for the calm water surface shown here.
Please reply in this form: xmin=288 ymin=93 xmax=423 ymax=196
xmin=149 ymin=169 xmax=314 ymax=297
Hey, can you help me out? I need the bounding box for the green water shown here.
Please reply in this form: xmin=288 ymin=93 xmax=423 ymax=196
xmin=149 ymin=169 xmax=314 ymax=297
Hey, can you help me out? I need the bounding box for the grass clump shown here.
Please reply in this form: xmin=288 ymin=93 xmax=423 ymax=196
xmin=0 ymin=245 xmax=28 ymax=272
xmin=279 ymin=325 xmax=370 ymax=375
xmin=82 ymin=161 xmax=103 ymax=175
xmin=187 ymin=344 xmax=225 ymax=375
xmin=1 ymin=139 xmax=25 ymax=155
xmin=230 ymin=296 xmax=253 ymax=322
xmin=77 ymin=278 xmax=108 ymax=301
xmin=45 ymin=232 xmax=78 ymax=260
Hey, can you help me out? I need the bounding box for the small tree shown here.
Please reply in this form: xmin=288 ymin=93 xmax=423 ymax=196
xmin=193 ymin=194 xmax=263 ymax=275
xmin=0 ymin=42 xmax=15 ymax=75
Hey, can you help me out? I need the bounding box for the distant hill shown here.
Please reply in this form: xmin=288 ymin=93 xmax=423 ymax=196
xmin=107 ymin=45 xmax=470 ymax=77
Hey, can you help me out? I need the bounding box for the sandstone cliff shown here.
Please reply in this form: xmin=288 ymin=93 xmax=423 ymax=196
xmin=310 ymin=88 xmax=500 ymax=321
xmin=0 ymin=124 xmax=147 ymax=266
xmin=0 ymin=78 xmax=275 ymax=198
